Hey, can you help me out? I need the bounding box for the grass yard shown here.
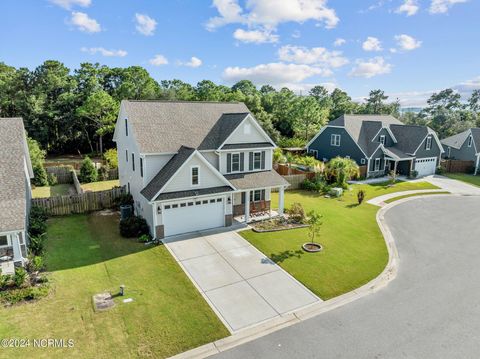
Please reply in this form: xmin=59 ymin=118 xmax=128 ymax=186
xmin=241 ymin=181 xmax=440 ymax=300
xmin=445 ymin=173 xmax=480 ymax=187
xmin=384 ymin=191 xmax=450 ymax=204
xmin=32 ymin=184 xmax=75 ymax=198
xmin=0 ymin=214 xmax=228 ymax=358
xmin=81 ymin=179 xmax=120 ymax=192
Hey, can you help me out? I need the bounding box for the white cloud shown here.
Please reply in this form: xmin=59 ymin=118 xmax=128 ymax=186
xmin=149 ymin=54 xmax=169 ymax=66
xmin=179 ymin=56 xmax=203 ymax=68
xmin=81 ymin=47 xmax=127 ymax=57
xmin=278 ymin=45 xmax=348 ymax=68
xmin=233 ymin=28 xmax=279 ymax=43
xmin=395 ymin=0 xmax=420 ymax=16
xmin=429 ymin=0 xmax=468 ymax=14
xmin=333 ymin=38 xmax=346 ymax=47
xmin=395 ymin=34 xmax=422 ymax=51
xmin=207 ymin=0 xmax=339 ymax=30
xmin=277 ymin=81 xmax=338 ymax=94
xmin=362 ymin=36 xmax=382 ymax=52
xmin=349 ymin=57 xmax=392 ymax=78
xmin=223 ymin=62 xmax=331 ymax=85
xmin=49 ymin=0 xmax=90 ymax=10
xmin=70 ymin=11 xmax=101 ymax=33
xmin=135 ymin=13 xmax=157 ymax=36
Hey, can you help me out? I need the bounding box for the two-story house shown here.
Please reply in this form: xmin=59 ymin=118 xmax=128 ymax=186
xmin=0 ymin=118 xmax=34 ymax=274
xmin=441 ymin=128 xmax=480 ymax=175
xmin=113 ymin=100 xmax=289 ymax=239
xmin=306 ymin=114 xmax=444 ymax=178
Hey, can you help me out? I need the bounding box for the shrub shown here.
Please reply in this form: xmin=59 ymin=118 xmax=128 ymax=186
xmin=324 ymin=157 xmax=360 ymax=189
xmin=119 ymin=216 xmax=149 ymax=238
xmin=27 ymin=255 xmax=44 ymax=272
xmin=28 ymin=137 xmax=49 ymax=187
xmin=138 ymin=234 xmax=151 ymax=243
xmin=13 ymin=267 xmax=28 ymax=288
xmin=29 ymin=218 xmax=47 ymax=238
xmin=0 ymin=285 xmax=49 ymax=304
xmin=408 ymin=170 xmax=418 ymax=179
xmin=104 ymin=148 xmax=118 ymax=169
xmin=79 ymin=156 xmax=98 ymax=183
xmin=29 ymin=234 xmax=47 ymax=256
xmin=277 ymin=137 xmax=306 ymax=148
xmin=47 ymin=172 xmax=58 ymax=186
xmin=114 ymin=193 xmax=134 ymax=208
xmin=287 ymin=202 xmax=306 ymax=223
xmin=97 ymin=164 xmax=110 ymax=181
xmin=30 ymin=206 xmax=49 ymax=222
xmin=0 ymin=273 xmax=13 ymax=290
xmin=357 ymin=189 xmax=366 ymax=205
xmin=32 ymin=166 xmax=49 ymax=186
xmin=435 ymin=166 xmax=446 ymax=175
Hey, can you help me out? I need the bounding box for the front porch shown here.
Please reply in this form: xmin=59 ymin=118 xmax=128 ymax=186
xmin=232 ymin=187 xmax=286 ymax=223
xmin=0 ymin=246 xmax=15 ymax=275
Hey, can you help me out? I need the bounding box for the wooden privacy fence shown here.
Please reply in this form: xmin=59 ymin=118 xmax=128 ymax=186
xmin=275 ymin=164 xmax=309 ymax=176
xmin=32 ymin=186 xmax=126 ymax=216
xmin=72 ymin=170 xmax=83 ymax=194
xmin=280 ymin=173 xmax=316 ymax=190
xmin=46 ymin=166 xmax=73 ymax=184
xmin=440 ymin=160 xmax=475 ymax=173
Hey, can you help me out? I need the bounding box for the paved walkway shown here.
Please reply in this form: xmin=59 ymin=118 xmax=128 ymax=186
xmin=163 ymin=229 xmax=320 ymax=333
xmin=213 ymin=196 xmax=480 ymax=358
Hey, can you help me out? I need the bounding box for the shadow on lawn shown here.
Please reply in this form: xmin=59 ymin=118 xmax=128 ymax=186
xmin=45 ymin=212 xmax=153 ymax=271
xmin=269 ymin=249 xmax=304 ymax=264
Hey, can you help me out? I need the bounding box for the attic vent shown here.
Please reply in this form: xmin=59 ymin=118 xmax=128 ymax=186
xmin=244 ymin=123 xmax=251 ymax=134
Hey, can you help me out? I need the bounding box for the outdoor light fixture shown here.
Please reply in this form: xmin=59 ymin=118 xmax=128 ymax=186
xmin=157 ymin=206 xmax=162 ymax=214
xmin=227 ymin=197 xmax=231 ymax=204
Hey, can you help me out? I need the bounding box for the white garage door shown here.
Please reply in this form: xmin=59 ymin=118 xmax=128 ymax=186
xmin=415 ymin=157 xmax=437 ymax=177
xmin=163 ymin=197 xmax=225 ymax=237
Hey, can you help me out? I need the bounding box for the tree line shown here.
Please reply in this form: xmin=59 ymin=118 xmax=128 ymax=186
xmin=1 ymin=60 xmax=479 ymax=155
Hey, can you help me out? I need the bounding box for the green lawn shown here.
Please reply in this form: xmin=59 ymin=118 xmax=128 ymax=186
xmin=81 ymin=179 xmax=120 ymax=192
xmin=445 ymin=173 xmax=480 ymax=187
xmin=241 ymin=181 xmax=440 ymax=300
xmin=0 ymin=214 xmax=228 ymax=358
xmin=32 ymin=184 xmax=74 ymax=198
xmin=384 ymin=191 xmax=450 ymax=204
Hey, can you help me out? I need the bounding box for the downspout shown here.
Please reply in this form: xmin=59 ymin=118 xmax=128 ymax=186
xmin=475 ymin=154 xmax=480 ymax=176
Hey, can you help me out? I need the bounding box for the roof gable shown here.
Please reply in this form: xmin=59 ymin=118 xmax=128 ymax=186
xmin=121 ymin=100 xmax=250 ymax=153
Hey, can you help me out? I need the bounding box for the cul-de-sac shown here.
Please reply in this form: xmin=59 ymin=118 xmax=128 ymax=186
xmin=1 ymin=1 xmax=480 ymax=358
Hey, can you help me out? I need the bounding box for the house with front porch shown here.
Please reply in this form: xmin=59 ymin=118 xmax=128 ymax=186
xmin=113 ymin=100 xmax=289 ymax=239
xmin=441 ymin=128 xmax=480 ymax=175
xmin=306 ymin=114 xmax=444 ymax=178
xmin=0 ymin=118 xmax=33 ymax=274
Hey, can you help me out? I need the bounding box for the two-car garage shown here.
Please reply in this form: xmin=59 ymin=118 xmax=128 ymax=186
xmin=162 ymin=196 xmax=226 ymax=237
xmin=414 ymin=157 xmax=437 ymax=177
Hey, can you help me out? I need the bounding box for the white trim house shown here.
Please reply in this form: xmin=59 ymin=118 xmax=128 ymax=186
xmin=0 ymin=118 xmax=34 ymax=274
xmin=113 ymin=101 xmax=289 ymax=239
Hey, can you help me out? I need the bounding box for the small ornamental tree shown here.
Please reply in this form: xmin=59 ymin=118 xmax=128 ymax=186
xmin=104 ymin=148 xmax=118 ymax=169
xmin=357 ymin=189 xmax=366 ymax=205
xmin=307 ymin=210 xmax=323 ymax=245
xmin=79 ymin=156 xmax=98 ymax=183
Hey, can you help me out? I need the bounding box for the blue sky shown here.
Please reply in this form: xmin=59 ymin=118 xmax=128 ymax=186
xmin=1 ymin=0 xmax=479 ymax=106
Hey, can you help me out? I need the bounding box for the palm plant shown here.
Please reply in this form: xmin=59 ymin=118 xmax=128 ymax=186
xmin=325 ymin=157 xmax=360 ymax=189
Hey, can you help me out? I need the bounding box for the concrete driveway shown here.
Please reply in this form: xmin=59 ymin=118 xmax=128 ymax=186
xmin=214 ymin=196 xmax=480 ymax=358
xmin=163 ymin=229 xmax=319 ymax=333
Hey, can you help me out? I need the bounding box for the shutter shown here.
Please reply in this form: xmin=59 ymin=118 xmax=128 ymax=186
xmin=261 ymin=189 xmax=265 ymax=200
xmin=227 ymin=153 xmax=231 ymax=173
xmin=240 ymin=153 xmax=244 ymax=171
xmin=241 ymin=192 xmax=245 ymax=204
xmin=261 ymin=151 xmax=265 ymax=169
xmin=249 ymin=152 xmax=253 ymax=170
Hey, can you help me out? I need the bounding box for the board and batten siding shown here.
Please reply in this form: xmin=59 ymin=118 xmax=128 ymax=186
xmin=414 ymin=134 xmax=443 ymax=160
xmin=308 ymin=127 xmax=366 ymax=164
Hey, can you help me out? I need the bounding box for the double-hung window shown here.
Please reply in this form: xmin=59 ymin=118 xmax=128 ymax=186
xmin=253 ymin=152 xmax=262 ymax=170
xmin=331 ymin=134 xmax=341 ymax=147
xmin=191 ymin=166 xmax=199 ymax=186
xmin=379 ymin=135 xmax=386 ymax=145
xmin=231 ymin=153 xmax=240 ymax=172
xmin=426 ymin=136 xmax=432 ymax=150
xmin=0 ymin=235 xmax=8 ymax=247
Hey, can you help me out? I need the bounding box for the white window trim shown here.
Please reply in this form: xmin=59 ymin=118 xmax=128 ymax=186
xmin=230 ymin=152 xmax=241 ymax=173
xmin=426 ymin=136 xmax=432 ymax=150
xmin=331 ymin=134 xmax=341 ymax=147
xmin=379 ymin=135 xmax=386 ymax=145
xmin=374 ymin=158 xmax=381 ymax=171
xmin=253 ymin=151 xmax=262 ymax=170
xmin=0 ymin=234 xmax=10 ymax=248
xmin=360 ymin=158 xmax=366 ymax=165
xmin=310 ymin=149 xmax=318 ymax=159
xmin=191 ymin=165 xmax=200 ymax=187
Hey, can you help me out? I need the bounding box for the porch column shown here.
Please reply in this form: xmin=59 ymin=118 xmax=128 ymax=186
xmin=244 ymin=190 xmax=250 ymax=223
xmin=393 ymin=160 xmax=398 ymax=175
xmin=278 ymin=186 xmax=285 ymax=215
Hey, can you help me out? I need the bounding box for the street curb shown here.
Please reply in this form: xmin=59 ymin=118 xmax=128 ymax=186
xmin=168 ymin=194 xmax=456 ymax=359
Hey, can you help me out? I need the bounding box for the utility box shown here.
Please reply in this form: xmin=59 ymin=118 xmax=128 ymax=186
xmin=330 ymin=187 xmax=343 ymax=197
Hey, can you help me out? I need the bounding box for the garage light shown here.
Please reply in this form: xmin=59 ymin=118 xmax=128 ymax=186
xmin=157 ymin=206 xmax=162 ymax=214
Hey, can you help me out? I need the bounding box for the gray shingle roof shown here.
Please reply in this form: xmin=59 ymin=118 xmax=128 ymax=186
xmin=441 ymin=128 xmax=480 ymax=151
xmin=155 ymin=186 xmax=233 ymax=201
xmin=330 ymin=114 xmax=402 ymax=143
xmin=140 ymin=146 xmax=195 ymax=201
xmin=383 ymin=146 xmax=414 ymax=160
xmin=225 ymin=170 xmax=290 ymax=190
xmin=389 ymin=124 xmax=429 ymax=154
xmin=0 ymin=118 xmax=31 ymax=233
xmin=198 ymin=113 xmax=250 ymax=150
xmin=122 ymin=100 xmax=250 ymax=153
xmin=221 ymin=142 xmax=274 ymax=150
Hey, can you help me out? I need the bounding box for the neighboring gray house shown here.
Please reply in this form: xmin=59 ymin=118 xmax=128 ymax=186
xmin=306 ymin=115 xmax=444 ymax=178
xmin=0 ymin=118 xmax=34 ymax=274
xmin=113 ymin=100 xmax=289 ymax=239
xmin=441 ymin=128 xmax=480 ymax=175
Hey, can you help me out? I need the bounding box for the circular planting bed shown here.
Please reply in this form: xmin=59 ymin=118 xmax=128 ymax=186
xmin=302 ymin=242 xmax=323 ymax=253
